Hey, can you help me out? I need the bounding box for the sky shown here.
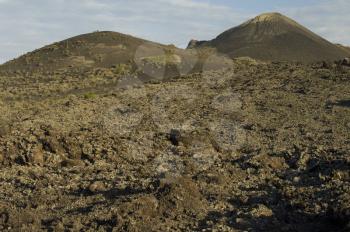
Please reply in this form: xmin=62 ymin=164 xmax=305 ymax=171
xmin=0 ymin=0 xmax=349 ymax=63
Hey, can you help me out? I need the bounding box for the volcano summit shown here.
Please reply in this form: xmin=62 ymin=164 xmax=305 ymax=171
xmin=188 ymin=12 xmax=349 ymax=62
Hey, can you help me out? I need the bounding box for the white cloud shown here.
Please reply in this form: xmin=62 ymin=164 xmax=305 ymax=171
xmin=157 ymin=0 xmax=229 ymax=10
xmin=281 ymin=0 xmax=350 ymax=45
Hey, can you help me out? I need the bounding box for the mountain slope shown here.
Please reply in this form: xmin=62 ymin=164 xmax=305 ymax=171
xmin=188 ymin=13 xmax=349 ymax=62
xmin=0 ymin=31 xmax=142 ymax=72
xmin=336 ymin=44 xmax=350 ymax=55
xmin=0 ymin=31 xmax=198 ymax=74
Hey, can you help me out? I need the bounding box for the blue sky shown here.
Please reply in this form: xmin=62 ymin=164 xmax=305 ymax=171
xmin=0 ymin=0 xmax=349 ymax=63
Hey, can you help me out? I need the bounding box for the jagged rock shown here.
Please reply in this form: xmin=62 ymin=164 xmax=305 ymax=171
xmin=341 ymin=58 xmax=350 ymax=66
xmin=28 ymin=146 xmax=44 ymax=165
xmin=60 ymin=159 xmax=85 ymax=167
xmin=169 ymin=129 xmax=181 ymax=146
xmin=0 ymin=51 xmax=349 ymax=231
xmin=88 ymin=181 xmax=106 ymax=193
xmin=186 ymin=39 xmax=207 ymax=49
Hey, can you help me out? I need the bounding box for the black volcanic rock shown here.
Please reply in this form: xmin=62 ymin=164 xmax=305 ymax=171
xmin=187 ymin=39 xmax=207 ymax=49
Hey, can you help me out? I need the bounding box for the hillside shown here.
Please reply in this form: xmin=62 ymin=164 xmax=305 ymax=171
xmin=336 ymin=44 xmax=350 ymax=55
xmin=0 ymin=31 xmax=145 ymax=71
xmin=188 ymin=13 xmax=349 ymax=62
xmin=0 ymin=31 xmax=204 ymax=77
xmin=0 ymin=31 xmax=233 ymax=80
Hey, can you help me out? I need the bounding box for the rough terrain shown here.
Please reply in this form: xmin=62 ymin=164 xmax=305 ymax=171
xmin=0 ymin=58 xmax=349 ymax=231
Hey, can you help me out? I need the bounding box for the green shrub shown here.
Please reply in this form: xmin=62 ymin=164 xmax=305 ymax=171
xmin=113 ymin=63 xmax=132 ymax=75
xmin=83 ymin=92 xmax=97 ymax=99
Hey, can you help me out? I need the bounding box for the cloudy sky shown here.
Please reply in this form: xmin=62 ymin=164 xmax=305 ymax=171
xmin=0 ymin=0 xmax=349 ymax=63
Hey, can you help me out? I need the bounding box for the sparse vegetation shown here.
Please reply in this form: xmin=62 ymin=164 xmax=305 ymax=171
xmin=141 ymin=53 xmax=181 ymax=66
xmin=112 ymin=63 xmax=132 ymax=75
xmin=83 ymin=92 xmax=97 ymax=99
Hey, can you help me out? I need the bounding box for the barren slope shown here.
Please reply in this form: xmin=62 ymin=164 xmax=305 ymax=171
xmin=0 ymin=31 xmax=205 ymax=77
xmin=336 ymin=44 xmax=350 ymax=55
xmin=189 ymin=13 xmax=349 ymax=62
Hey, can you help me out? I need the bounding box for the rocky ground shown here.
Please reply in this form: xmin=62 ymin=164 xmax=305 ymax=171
xmin=0 ymin=59 xmax=349 ymax=231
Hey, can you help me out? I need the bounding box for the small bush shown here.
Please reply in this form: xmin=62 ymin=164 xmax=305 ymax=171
xmin=83 ymin=92 xmax=97 ymax=99
xmin=113 ymin=63 xmax=132 ymax=75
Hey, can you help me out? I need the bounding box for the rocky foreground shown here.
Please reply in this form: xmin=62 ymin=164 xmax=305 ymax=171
xmin=0 ymin=59 xmax=349 ymax=231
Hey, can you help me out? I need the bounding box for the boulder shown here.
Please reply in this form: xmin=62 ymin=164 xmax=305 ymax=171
xmin=341 ymin=57 xmax=350 ymax=66
xmin=186 ymin=39 xmax=207 ymax=49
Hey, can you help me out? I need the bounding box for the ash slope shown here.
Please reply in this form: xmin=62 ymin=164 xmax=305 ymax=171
xmin=188 ymin=13 xmax=349 ymax=62
xmin=336 ymin=44 xmax=350 ymax=54
xmin=0 ymin=31 xmax=146 ymax=72
xmin=0 ymin=31 xmax=199 ymax=75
